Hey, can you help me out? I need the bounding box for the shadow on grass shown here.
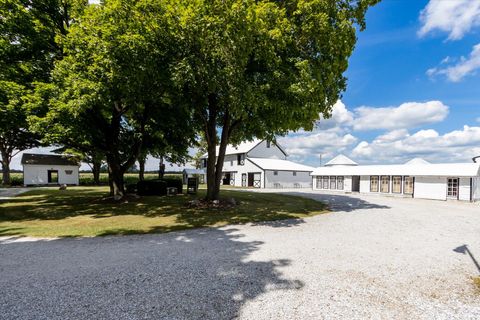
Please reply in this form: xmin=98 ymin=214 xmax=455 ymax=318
xmin=0 ymin=187 xmax=327 ymax=237
xmin=0 ymin=227 xmax=304 ymax=319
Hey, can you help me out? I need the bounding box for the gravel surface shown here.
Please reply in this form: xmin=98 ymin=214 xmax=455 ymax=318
xmin=1 ymin=190 xmax=479 ymax=319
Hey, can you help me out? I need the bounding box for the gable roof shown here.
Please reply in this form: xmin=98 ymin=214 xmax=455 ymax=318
xmin=248 ymin=158 xmax=314 ymax=172
xmin=311 ymin=162 xmax=480 ymax=177
xmin=21 ymin=153 xmax=79 ymax=166
xmin=201 ymin=139 xmax=287 ymax=158
xmin=324 ymin=154 xmax=358 ymax=166
xmin=183 ymin=168 xmax=205 ymax=174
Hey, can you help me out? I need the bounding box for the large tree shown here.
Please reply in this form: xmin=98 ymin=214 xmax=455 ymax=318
xmin=172 ymin=0 xmax=379 ymax=200
xmin=0 ymin=0 xmax=87 ymax=185
xmin=33 ymin=0 xmax=195 ymax=198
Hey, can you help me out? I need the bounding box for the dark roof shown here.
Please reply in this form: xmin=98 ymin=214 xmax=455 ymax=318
xmin=21 ymin=153 xmax=79 ymax=166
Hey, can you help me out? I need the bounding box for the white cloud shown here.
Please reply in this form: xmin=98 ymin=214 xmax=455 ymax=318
xmin=352 ymin=101 xmax=449 ymax=131
xmin=351 ymin=126 xmax=480 ymax=163
xmin=279 ymin=128 xmax=357 ymax=164
xmin=418 ymin=0 xmax=480 ymax=40
xmin=427 ymin=43 xmax=480 ymax=82
xmin=315 ymin=100 xmax=354 ymax=129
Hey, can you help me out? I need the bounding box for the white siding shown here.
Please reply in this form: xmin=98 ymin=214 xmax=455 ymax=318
xmin=247 ymin=141 xmax=286 ymax=159
xmin=414 ymin=176 xmax=447 ymax=200
xmin=23 ymin=165 xmax=79 ymax=186
xmin=222 ymin=154 xmax=239 ymax=172
xmin=265 ymin=170 xmax=311 ymax=188
xmin=459 ymin=177 xmax=471 ymax=201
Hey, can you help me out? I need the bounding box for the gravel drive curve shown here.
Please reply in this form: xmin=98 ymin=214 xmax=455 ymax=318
xmin=1 ymin=190 xmax=479 ymax=319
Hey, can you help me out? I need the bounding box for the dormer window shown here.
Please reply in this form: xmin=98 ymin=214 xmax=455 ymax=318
xmin=266 ymin=141 xmax=271 ymax=148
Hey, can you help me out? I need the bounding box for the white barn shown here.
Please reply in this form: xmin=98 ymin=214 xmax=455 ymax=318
xmin=311 ymin=155 xmax=480 ymax=202
xmin=22 ymin=153 xmax=80 ymax=186
xmin=200 ymin=139 xmax=314 ymax=188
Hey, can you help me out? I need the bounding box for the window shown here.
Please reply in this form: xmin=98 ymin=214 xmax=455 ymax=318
xmin=316 ymin=177 xmax=322 ymax=188
xmin=202 ymin=159 xmax=207 ymax=168
xmin=370 ymin=176 xmax=379 ymax=192
xmin=293 ymin=171 xmax=297 ymax=176
xmin=337 ymin=176 xmax=344 ymax=190
xmin=380 ymin=176 xmax=390 ymax=193
xmin=447 ymin=178 xmax=459 ymax=199
xmin=230 ymin=160 xmax=233 ymax=166
xmin=404 ymin=176 xmax=414 ymax=195
xmin=323 ymin=176 xmax=329 ymax=189
xmin=237 ymin=154 xmax=244 ymax=165
xmin=330 ymin=176 xmax=337 ymax=189
xmin=392 ymin=176 xmax=402 ymax=193
xmin=273 ymin=171 xmax=278 ymax=176
xmin=266 ymin=141 xmax=271 ymax=148
xmin=65 ymin=170 xmax=73 ymax=175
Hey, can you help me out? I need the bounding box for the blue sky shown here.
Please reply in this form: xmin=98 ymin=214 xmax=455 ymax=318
xmin=10 ymin=0 xmax=480 ymax=170
xmin=279 ymin=0 xmax=480 ymax=167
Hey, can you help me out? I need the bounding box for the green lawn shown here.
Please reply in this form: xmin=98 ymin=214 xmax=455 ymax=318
xmin=0 ymin=187 xmax=327 ymax=238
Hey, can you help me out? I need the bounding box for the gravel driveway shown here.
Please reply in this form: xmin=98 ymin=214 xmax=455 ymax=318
xmin=1 ymin=191 xmax=479 ymax=319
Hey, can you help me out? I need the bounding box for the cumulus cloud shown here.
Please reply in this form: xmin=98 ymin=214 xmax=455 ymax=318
xmin=427 ymin=43 xmax=480 ymax=82
xmin=352 ymin=101 xmax=449 ymax=131
xmin=418 ymin=0 xmax=480 ymax=40
xmin=315 ymin=100 xmax=354 ymax=129
xmin=279 ymin=128 xmax=357 ymax=164
xmin=352 ymin=126 xmax=480 ymax=163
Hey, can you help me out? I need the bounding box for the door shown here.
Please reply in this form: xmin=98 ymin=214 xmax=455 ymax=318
xmin=248 ymin=173 xmax=254 ymax=187
xmin=351 ymin=176 xmax=360 ymax=192
xmin=48 ymin=170 xmax=58 ymax=184
xmin=222 ymin=173 xmax=231 ymax=185
xmin=241 ymin=174 xmax=247 ymax=187
xmin=447 ymin=177 xmax=459 ymax=199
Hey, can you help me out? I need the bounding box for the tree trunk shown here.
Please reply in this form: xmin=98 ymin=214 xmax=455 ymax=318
xmin=204 ymin=95 xmax=232 ymax=201
xmin=159 ymin=157 xmax=165 ymax=179
xmin=0 ymin=150 xmax=11 ymax=186
xmin=107 ymin=157 xmax=125 ymax=199
xmin=92 ymin=160 xmax=101 ymax=185
xmin=138 ymin=157 xmax=145 ymax=181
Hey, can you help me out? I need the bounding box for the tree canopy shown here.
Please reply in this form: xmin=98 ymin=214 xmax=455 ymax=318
xmin=31 ymin=0 xmax=195 ymax=197
xmin=170 ymin=0 xmax=379 ymax=199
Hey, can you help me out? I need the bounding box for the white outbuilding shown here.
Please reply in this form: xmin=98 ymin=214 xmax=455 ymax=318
xmin=311 ymin=155 xmax=480 ymax=202
xmin=22 ymin=153 xmax=80 ymax=186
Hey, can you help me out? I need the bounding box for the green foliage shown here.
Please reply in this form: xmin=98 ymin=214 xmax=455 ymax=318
xmin=168 ymin=0 xmax=379 ymax=199
xmin=30 ymin=0 xmax=196 ymax=196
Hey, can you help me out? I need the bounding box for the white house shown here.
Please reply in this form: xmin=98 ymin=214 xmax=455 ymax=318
xmin=182 ymin=168 xmax=206 ymax=184
xmin=311 ymin=155 xmax=480 ymax=202
xmin=200 ymin=139 xmax=314 ymax=188
xmin=22 ymin=153 xmax=80 ymax=186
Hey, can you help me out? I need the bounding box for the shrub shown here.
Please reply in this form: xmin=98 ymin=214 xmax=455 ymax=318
xmin=137 ymin=179 xmax=167 ymax=196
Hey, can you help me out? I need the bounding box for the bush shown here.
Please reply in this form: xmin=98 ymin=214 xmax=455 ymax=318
xmin=162 ymin=177 xmax=183 ymax=194
xmin=10 ymin=175 xmax=24 ymax=186
xmin=137 ymin=179 xmax=167 ymax=196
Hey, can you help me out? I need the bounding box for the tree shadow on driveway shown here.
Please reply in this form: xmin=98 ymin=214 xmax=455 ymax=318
xmin=0 ymin=225 xmax=304 ymax=319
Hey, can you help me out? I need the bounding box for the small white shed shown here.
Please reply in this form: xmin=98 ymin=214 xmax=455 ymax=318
xmin=21 ymin=153 xmax=80 ymax=186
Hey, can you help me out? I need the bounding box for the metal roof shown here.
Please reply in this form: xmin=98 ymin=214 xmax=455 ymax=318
xmin=311 ymin=162 xmax=480 ymax=177
xmin=182 ymin=168 xmax=205 ymax=174
xmin=248 ymin=158 xmax=314 ymax=172
xmin=201 ymin=139 xmax=287 ymax=158
xmin=21 ymin=153 xmax=79 ymax=166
